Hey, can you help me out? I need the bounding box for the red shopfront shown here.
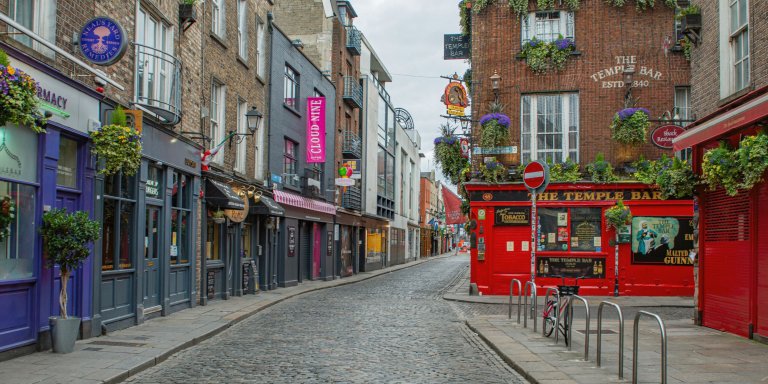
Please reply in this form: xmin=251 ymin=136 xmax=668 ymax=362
xmin=466 ymin=182 xmax=694 ymax=296
xmin=674 ymin=86 xmax=768 ymax=340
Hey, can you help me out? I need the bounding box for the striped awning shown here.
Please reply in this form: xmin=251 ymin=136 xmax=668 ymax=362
xmin=273 ymin=189 xmax=336 ymax=215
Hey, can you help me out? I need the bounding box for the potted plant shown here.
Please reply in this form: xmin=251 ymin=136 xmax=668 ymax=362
xmin=611 ymin=107 xmax=650 ymax=162
xmin=548 ymin=159 xmax=581 ymax=182
xmin=735 ymin=133 xmax=768 ymax=191
xmin=605 ymin=199 xmax=632 ymax=230
xmin=479 ymin=159 xmax=507 ymax=183
xmin=479 ymin=101 xmax=517 ymax=165
xmin=586 ymin=153 xmax=617 ymax=183
xmin=679 ymin=4 xmax=701 ymax=32
xmin=701 ymin=142 xmax=740 ymax=196
xmin=40 ymin=209 xmax=100 ymax=353
xmin=90 ymin=106 xmax=142 ymax=176
xmin=179 ymin=0 xmax=199 ymax=26
xmin=211 ymin=209 xmax=226 ymax=224
xmin=0 ymin=49 xmax=46 ymax=133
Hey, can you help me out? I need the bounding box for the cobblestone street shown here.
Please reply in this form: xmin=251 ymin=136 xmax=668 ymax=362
xmin=125 ymin=256 xmax=527 ymax=384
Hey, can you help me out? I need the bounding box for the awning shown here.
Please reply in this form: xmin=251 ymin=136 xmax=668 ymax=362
xmin=250 ymin=196 xmax=285 ymax=216
xmin=273 ymin=189 xmax=336 ymax=215
xmin=205 ymin=179 xmax=245 ymax=210
xmin=673 ymin=88 xmax=768 ymax=151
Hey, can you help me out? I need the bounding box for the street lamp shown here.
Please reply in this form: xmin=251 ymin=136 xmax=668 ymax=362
xmin=490 ymin=71 xmax=501 ymax=102
xmin=623 ymin=66 xmax=635 ymax=107
xmin=229 ymin=107 xmax=263 ymax=147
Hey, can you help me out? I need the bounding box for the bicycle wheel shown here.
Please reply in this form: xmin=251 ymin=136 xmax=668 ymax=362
xmin=560 ymin=305 xmax=570 ymax=346
xmin=542 ymin=301 xmax=556 ymax=337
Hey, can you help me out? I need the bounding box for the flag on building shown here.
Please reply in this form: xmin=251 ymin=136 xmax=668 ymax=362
xmin=201 ymin=132 xmax=236 ymax=171
xmin=442 ymin=187 xmax=467 ymax=225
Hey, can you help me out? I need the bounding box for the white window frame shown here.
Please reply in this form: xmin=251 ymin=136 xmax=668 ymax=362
xmin=674 ymin=86 xmax=691 ymax=126
xmin=136 ymin=8 xmax=175 ymax=110
xmin=522 ymin=11 xmax=574 ymax=44
xmin=10 ymin=0 xmax=56 ymax=57
xmin=256 ymin=17 xmax=266 ymax=79
xmin=284 ymin=65 xmax=299 ymax=109
xmin=254 ymin=113 xmax=265 ymax=180
xmin=730 ymin=0 xmax=749 ymax=92
xmin=521 ymin=93 xmax=579 ymax=164
xmin=210 ymin=81 xmax=226 ymax=164
xmin=211 ymin=0 xmax=226 ymax=37
xmin=237 ymin=0 xmax=248 ymax=60
xmin=235 ymin=99 xmax=247 ymax=173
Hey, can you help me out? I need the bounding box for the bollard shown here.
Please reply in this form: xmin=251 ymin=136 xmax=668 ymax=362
xmin=632 ymin=311 xmax=667 ymax=384
xmin=508 ymin=279 xmax=522 ymax=323
xmin=597 ymin=301 xmax=624 ymax=380
xmin=523 ymin=281 xmax=537 ymax=332
xmin=567 ymin=295 xmax=590 ymax=361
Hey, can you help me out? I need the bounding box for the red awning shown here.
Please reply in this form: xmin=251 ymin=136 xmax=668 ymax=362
xmin=273 ymin=189 xmax=336 ymax=215
xmin=673 ymin=88 xmax=768 ymax=151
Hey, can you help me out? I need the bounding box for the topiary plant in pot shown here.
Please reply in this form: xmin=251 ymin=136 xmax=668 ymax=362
xmin=41 ymin=208 xmax=100 ymax=353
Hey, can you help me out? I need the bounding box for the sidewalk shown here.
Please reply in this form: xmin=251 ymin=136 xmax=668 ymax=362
xmin=448 ymin=272 xmax=768 ymax=383
xmin=0 ymin=254 xmax=447 ymax=384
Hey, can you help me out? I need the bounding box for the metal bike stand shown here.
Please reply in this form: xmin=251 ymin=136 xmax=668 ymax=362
xmin=508 ymin=279 xmax=522 ymax=322
xmin=523 ymin=281 xmax=537 ymax=332
xmin=632 ymin=311 xmax=667 ymax=384
xmin=597 ymin=301 xmax=624 ymax=380
xmin=542 ymin=287 xmax=560 ymax=340
xmin=567 ymin=295 xmax=590 ymax=361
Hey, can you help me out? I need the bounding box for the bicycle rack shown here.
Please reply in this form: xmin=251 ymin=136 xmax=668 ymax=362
xmin=597 ymin=301 xmax=624 ymax=380
xmin=508 ymin=279 xmax=522 ymax=323
xmin=632 ymin=311 xmax=667 ymax=384
xmin=567 ymin=295 xmax=590 ymax=361
xmin=523 ymin=281 xmax=537 ymax=332
xmin=542 ymin=288 xmax=560 ymax=340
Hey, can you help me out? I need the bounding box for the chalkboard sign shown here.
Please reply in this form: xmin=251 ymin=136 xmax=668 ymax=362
xmin=206 ymin=270 xmax=215 ymax=299
xmin=444 ymin=34 xmax=470 ymax=60
xmin=327 ymin=232 xmax=333 ymax=257
xmin=242 ymin=263 xmax=250 ymax=292
xmin=288 ymin=226 xmax=296 ymax=257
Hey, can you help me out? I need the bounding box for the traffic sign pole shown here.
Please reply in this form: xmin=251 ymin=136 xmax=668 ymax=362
xmin=531 ymin=191 xmax=537 ymax=283
xmin=523 ymin=161 xmax=549 ymax=285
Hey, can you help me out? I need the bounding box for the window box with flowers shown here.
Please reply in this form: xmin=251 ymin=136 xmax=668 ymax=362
xmin=479 ymin=160 xmax=507 ymax=183
xmin=702 ymin=133 xmax=768 ymax=196
xmin=89 ymin=107 xmax=142 ymax=177
xmin=0 ymin=49 xmax=46 ymax=133
xmin=519 ymin=37 xmax=576 ymax=75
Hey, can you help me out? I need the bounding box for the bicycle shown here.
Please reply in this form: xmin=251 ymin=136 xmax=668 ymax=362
xmin=542 ymin=276 xmax=584 ymax=346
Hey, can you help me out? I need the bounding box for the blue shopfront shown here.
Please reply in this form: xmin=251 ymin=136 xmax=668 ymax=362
xmin=0 ymin=44 xmax=100 ymax=357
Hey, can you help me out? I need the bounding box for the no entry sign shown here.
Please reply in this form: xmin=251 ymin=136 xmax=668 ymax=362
xmin=523 ymin=161 xmax=549 ymax=192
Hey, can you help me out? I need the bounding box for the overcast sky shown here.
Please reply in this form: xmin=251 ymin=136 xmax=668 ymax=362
xmin=353 ymin=0 xmax=468 ymax=191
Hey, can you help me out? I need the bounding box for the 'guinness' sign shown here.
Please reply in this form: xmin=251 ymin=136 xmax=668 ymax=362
xmin=495 ymin=207 xmax=530 ymax=226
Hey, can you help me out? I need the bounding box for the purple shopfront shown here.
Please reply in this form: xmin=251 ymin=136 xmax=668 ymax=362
xmin=0 ymin=44 xmax=100 ymax=357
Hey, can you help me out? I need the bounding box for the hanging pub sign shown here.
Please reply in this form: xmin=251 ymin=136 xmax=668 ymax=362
xmin=79 ymin=17 xmax=128 ymax=66
xmin=444 ymin=34 xmax=470 ymax=60
xmin=306 ymin=97 xmax=326 ymax=163
xmin=494 ymin=207 xmax=530 ymax=226
xmin=442 ymin=81 xmax=469 ymax=117
xmin=631 ymin=217 xmax=694 ymax=266
xmin=651 ymin=125 xmax=685 ymax=149
xmin=460 ymin=138 xmax=470 ymax=158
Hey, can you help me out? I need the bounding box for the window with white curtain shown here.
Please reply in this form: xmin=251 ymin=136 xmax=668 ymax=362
xmin=237 ymin=0 xmax=248 ymax=60
xmin=211 ymin=0 xmax=226 ymax=37
xmin=210 ymin=81 xmax=226 ymax=164
xmin=674 ymin=87 xmax=691 ymax=126
xmin=521 ymin=93 xmax=579 ymax=164
xmin=10 ymin=0 xmax=56 ymax=57
xmin=522 ymin=11 xmax=574 ymax=44
xmin=235 ymin=99 xmax=247 ymax=173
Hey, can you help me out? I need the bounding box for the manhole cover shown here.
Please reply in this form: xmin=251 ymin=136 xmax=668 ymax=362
xmin=89 ymin=340 xmax=146 ymax=347
xmin=575 ymin=329 xmax=617 ymax=335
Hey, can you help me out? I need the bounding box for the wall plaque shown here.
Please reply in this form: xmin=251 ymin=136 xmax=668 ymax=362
xmin=288 ymin=226 xmax=297 ymax=257
xmin=494 ymin=207 xmax=530 ymax=226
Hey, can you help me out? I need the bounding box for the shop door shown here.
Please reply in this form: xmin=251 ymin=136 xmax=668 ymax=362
xmin=313 ymin=224 xmax=321 ymax=279
xmin=143 ymin=205 xmax=162 ymax=309
xmin=702 ymin=188 xmax=752 ymax=337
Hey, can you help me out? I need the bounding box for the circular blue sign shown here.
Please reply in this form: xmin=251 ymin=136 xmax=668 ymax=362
xmin=79 ymin=17 xmax=127 ymax=66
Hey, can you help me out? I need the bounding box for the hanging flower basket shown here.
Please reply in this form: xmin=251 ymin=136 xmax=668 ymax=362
xmin=610 ymin=107 xmax=651 ymax=146
xmin=605 ymin=200 xmax=632 ymax=230
xmin=0 ymin=49 xmax=46 ymax=133
xmin=89 ymin=107 xmax=142 ymax=177
xmin=434 ymin=135 xmax=469 ymax=185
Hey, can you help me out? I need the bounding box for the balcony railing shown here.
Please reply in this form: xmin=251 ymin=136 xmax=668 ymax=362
xmin=134 ymin=43 xmax=182 ymax=125
xmin=345 ymin=26 xmax=361 ymax=56
xmin=343 ymin=76 xmax=363 ymax=109
xmin=341 ymin=185 xmax=361 ymax=211
xmin=342 ymin=130 xmax=362 ymax=158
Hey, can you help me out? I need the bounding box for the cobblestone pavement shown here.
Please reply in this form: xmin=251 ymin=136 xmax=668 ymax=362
xmin=125 ymin=256 xmax=528 ymax=384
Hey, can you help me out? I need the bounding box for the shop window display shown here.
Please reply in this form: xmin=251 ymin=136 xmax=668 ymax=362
xmin=170 ymin=172 xmax=190 ymax=264
xmin=537 ymin=207 xmax=602 ymax=252
xmin=0 ymin=181 xmax=35 ymax=281
xmin=102 ymin=172 xmax=136 ymax=271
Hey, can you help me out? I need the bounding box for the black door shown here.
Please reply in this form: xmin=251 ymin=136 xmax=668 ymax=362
xmin=143 ymin=205 xmax=162 ymax=309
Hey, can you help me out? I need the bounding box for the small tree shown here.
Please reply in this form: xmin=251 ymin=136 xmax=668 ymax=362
xmin=41 ymin=209 xmax=100 ymax=319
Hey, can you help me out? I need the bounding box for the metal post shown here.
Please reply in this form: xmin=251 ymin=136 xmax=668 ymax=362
xmin=543 ymin=288 xmax=559 ymax=339
xmin=567 ymin=295 xmax=591 ymax=361
xmin=632 ymin=311 xmax=667 ymax=384
xmin=523 ymin=281 xmax=537 ymax=332
xmin=508 ymin=279 xmax=522 ymax=322
xmin=530 ymin=191 xmax=537 ymax=283
xmin=597 ymin=301 xmax=624 ymax=380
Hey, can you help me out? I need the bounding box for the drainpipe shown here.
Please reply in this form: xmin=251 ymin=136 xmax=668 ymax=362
xmin=266 ymin=11 xmax=275 ymax=289
xmin=199 ymin=0 xmax=209 ymax=306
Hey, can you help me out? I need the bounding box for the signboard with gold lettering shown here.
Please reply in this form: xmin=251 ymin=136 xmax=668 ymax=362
xmin=442 ymin=81 xmax=469 ymax=117
xmin=224 ymin=189 xmax=249 ymax=223
xmin=494 ymin=207 xmax=529 ymax=226
xmin=536 ymin=257 xmax=605 ymax=278
xmin=631 ymin=217 xmax=694 ymax=266
xmin=469 ymin=189 xmax=687 ymax=202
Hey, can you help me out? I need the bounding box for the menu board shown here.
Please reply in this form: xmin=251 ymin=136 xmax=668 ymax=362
xmin=206 ymin=270 xmax=215 ymax=299
xmin=536 ymin=257 xmax=605 ymax=278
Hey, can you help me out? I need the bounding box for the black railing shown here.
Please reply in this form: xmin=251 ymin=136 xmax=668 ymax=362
xmin=341 ymin=185 xmax=361 ymax=211
xmin=345 ymin=25 xmax=361 ymax=56
xmin=134 ymin=43 xmax=182 ymax=125
xmin=343 ymin=76 xmax=363 ymax=109
xmin=342 ymin=130 xmax=362 ymax=158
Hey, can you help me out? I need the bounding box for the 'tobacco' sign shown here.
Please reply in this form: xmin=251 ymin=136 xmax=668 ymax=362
xmin=306 ymin=97 xmax=326 ymax=163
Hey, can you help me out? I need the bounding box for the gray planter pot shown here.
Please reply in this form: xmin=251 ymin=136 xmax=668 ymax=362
xmin=49 ymin=317 xmax=81 ymax=353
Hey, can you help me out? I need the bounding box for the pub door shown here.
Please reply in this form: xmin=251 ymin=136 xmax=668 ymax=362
xmin=143 ymin=205 xmax=162 ymax=312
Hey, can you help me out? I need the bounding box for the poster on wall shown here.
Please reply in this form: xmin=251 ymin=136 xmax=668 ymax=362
xmin=536 ymin=257 xmax=605 ymax=278
xmin=631 ymin=217 xmax=694 ymax=265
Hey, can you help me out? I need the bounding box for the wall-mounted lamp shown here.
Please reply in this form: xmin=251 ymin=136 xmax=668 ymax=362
xmin=490 ymin=71 xmax=501 ymax=102
xmin=229 ymin=107 xmax=263 ymax=147
xmin=623 ymin=66 xmax=636 ymax=107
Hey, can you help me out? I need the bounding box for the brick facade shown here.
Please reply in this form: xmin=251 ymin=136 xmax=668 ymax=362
xmin=468 ymin=1 xmax=690 ymax=166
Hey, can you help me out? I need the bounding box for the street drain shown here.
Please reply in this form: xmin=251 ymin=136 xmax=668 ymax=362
xmin=88 ymin=340 xmax=146 ymax=347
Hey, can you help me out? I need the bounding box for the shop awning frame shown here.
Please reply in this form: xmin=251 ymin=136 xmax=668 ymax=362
xmin=250 ymin=196 xmax=285 ymax=216
xmin=205 ymin=179 xmax=245 ymax=210
xmin=273 ymin=189 xmax=336 ymax=215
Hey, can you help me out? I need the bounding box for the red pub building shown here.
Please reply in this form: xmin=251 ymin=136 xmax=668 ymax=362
xmin=461 ymin=0 xmax=694 ymax=296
